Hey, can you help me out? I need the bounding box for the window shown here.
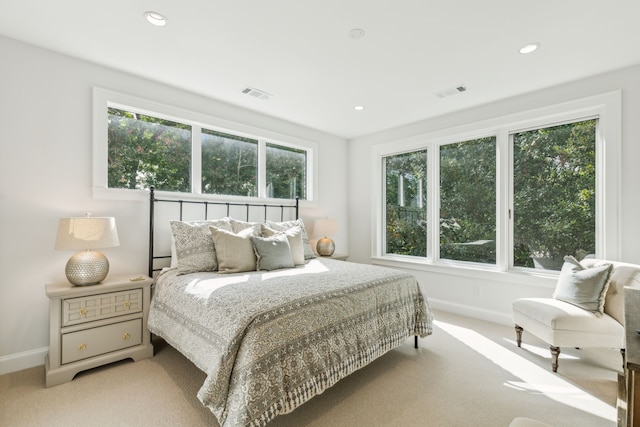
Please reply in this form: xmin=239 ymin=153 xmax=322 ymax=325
xmin=512 ymin=119 xmax=596 ymax=269
xmin=108 ymin=108 xmax=192 ymax=192
xmin=201 ymin=129 xmax=258 ymax=197
xmin=266 ymin=143 xmax=307 ymax=199
xmin=374 ymin=92 xmax=620 ymax=272
xmin=439 ymin=137 xmax=496 ymax=264
xmin=385 ymin=150 xmax=427 ymax=256
xmin=95 ymin=89 xmax=316 ymax=201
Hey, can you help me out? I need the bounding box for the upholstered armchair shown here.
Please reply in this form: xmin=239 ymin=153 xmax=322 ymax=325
xmin=512 ymin=258 xmax=640 ymax=372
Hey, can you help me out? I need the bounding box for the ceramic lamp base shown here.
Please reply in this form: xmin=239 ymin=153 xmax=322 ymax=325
xmin=316 ymin=237 xmax=335 ymax=256
xmin=65 ymin=250 xmax=109 ymax=286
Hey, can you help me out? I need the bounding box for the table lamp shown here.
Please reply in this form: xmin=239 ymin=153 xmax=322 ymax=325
xmin=55 ymin=214 xmax=120 ymax=286
xmin=313 ymin=218 xmax=338 ymax=256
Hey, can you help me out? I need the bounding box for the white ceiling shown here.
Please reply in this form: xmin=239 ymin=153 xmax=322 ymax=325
xmin=2 ymin=0 xmax=639 ymax=139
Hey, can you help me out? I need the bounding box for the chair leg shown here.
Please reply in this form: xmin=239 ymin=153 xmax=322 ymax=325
xmin=550 ymin=346 xmax=560 ymax=372
xmin=621 ymin=348 xmax=626 ymax=370
xmin=515 ymin=325 xmax=523 ymax=347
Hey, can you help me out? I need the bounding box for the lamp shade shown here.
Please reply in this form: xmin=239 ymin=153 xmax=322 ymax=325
xmin=313 ymin=219 xmax=338 ymax=237
xmin=55 ymin=216 xmax=120 ymax=250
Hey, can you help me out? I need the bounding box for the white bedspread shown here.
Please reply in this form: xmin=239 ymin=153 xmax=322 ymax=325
xmin=148 ymin=258 xmax=433 ymax=426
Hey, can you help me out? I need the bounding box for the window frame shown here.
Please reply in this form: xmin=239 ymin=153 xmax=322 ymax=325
xmin=372 ymin=91 xmax=621 ymax=278
xmin=93 ymin=87 xmax=318 ymax=203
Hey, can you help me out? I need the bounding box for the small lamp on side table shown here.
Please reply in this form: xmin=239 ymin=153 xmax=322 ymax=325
xmin=313 ymin=218 xmax=338 ymax=257
xmin=55 ymin=214 xmax=120 ymax=286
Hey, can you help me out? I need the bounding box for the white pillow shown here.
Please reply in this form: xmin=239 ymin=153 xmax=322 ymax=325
xmin=210 ymin=224 xmax=261 ymax=273
xmin=552 ymin=255 xmax=613 ymax=316
xmin=261 ymin=224 xmax=305 ymax=265
xmin=264 ymin=218 xmax=315 ymax=260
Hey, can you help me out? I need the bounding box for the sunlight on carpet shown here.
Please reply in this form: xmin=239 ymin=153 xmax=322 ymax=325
xmin=513 ymin=341 xmax=579 ymax=361
xmin=435 ymin=319 xmax=616 ymax=423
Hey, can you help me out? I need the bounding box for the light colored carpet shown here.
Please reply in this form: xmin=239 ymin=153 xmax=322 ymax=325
xmin=0 ymin=310 xmax=620 ymax=427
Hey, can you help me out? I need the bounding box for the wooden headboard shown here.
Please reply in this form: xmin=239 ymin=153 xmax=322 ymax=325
xmin=148 ymin=187 xmax=300 ymax=277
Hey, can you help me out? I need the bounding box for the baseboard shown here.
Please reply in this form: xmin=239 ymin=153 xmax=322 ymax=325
xmin=429 ymin=298 xmax=513 ymax=326
xmin=0 ymin=347 xmax=47 ymax=376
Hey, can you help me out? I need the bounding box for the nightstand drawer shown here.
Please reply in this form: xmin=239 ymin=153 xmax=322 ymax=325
xmin=62 ymin=289 xmax=142 ymax=326
xmin=61 ymin=319 xmax=142 ymax=364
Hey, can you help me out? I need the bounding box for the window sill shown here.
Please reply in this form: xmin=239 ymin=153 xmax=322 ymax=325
xmin=371 ymin=255 xmax=558 ymax=289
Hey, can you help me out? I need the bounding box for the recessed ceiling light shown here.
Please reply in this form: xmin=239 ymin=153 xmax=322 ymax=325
xmin=349 ymin=29 xmax=365 ymax=40
xmin=144 ymin=11 xmax=167 ymax=27
xmin=519 ymin=43 xmax=540 ymax=54
xmin=354 ymin=105 xmax=365 ymax=111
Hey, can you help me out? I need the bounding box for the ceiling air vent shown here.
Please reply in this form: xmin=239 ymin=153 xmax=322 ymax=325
xmin=434 ymin=84 xmax=467 ymax=99
xmin=241 ymin=86 xmax=272 ymax=101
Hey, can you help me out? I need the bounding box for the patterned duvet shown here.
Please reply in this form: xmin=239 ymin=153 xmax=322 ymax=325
xmin=148 ymin=258 xmax=433 ymax=426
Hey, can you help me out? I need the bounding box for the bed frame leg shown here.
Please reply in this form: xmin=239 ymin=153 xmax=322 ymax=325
xmin=414 ymin=336 xmax=418 ymax=349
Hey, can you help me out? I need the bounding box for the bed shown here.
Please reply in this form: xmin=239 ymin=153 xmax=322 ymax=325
xmin=146 ymin=188 xmax=433 ymax=427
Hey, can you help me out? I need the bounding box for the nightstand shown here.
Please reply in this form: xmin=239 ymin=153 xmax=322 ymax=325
xmin=45 ymin=274 xmax=154 ymax=387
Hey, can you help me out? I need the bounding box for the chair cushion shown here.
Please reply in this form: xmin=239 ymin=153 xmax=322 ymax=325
xmin=513 ymin=297 xmax=624 ymax=348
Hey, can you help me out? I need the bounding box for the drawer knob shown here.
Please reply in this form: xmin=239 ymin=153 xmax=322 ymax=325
xmin=78 ymin=343 xmax=87 ymax=351
xmin=124 ymin=301 xmax=131 ymax=309
xmin=80 ymin=308 xmax=87 ymax=316
xmin=123 ymin=333 xmax=130 ymax=341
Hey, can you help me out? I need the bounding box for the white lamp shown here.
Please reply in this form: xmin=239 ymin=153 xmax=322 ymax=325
xmin=55 ymin=215 xmax=120 ymax=286
xmin=313 ymin=218 xmax=338 ymax=256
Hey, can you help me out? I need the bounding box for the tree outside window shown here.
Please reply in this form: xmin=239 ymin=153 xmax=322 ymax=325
xmin=381 ymin=119 xmax=596 ymax=271
xmin=107 ymin=108 xmax=191 ymax=192
xmin=440 ymin=137 xmax=496 ymax=264
xmin=201 ymin=129 xmax=258 ymax=197
xmin=385 ymin=150 xmax=427 ymax=256
xmin=106 ymin=106 xmax=310 ymax=200
xmin=513 ymin=119 xmax=596 ymax=269
xmin=266 ymin=143 xmax=306 ymax=199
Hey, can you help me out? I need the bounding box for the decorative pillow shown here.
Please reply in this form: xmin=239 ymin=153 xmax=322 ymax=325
xmin=264 ymin=218 xmax=316 ymax=260
xmin=552 ymin=255 xmax=613 ymax=316
xmin=251 ymin=234 xmax=295 ymax=271
xmin=170 ymin=218 xmax=232 ymax=274
xmin=209 ymin=225 xmax=260 ymax=273
xmin=229 ymin=218 xmax=259 ymax=234
xmin=261 ymin=224 xmax=305 ymax=265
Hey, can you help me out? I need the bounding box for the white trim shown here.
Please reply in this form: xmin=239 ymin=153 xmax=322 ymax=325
xmin=0 ymin=346 xmax=47 ymax=375
xmin=92 ymin=87 xmax=318 ymax=202
xmin=372 ymin=90 xmax=622 ymax=278
xmin=191 ymin=124 xmax=203 ymax=195
xmin=372 ymin=256 xmax=558 ymax=288
xmin=428 ymin=298 xmax=513 ymax=326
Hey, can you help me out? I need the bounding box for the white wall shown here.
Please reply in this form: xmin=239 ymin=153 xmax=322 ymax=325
xmin=0 ymin=36 xmax=348 ymax=374
xmin=348 ymin=64 xmax=640 ymax=325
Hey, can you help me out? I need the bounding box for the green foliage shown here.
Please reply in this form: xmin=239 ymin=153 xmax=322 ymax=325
xmin=385 ymin=151 xmax=427 ymax=256
xmin=107 ymin=108 xmax=308 ymax=200
xmin=439 ymin=137 xmax=496 ymax=264
xmin=108 ymin=108 xmax=191 ymax=192
xmin=201 ymin=129 xmax=257 ymax=197
xmin=384 ymin=119 xmax=596 ymax=270
xmin=266 ymin=144 xmax=306 ymax=199
xmin=513 ymin=119 xmax=596 ymax=268
xmin=386 ymin=206 xmax=427 ymax=256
